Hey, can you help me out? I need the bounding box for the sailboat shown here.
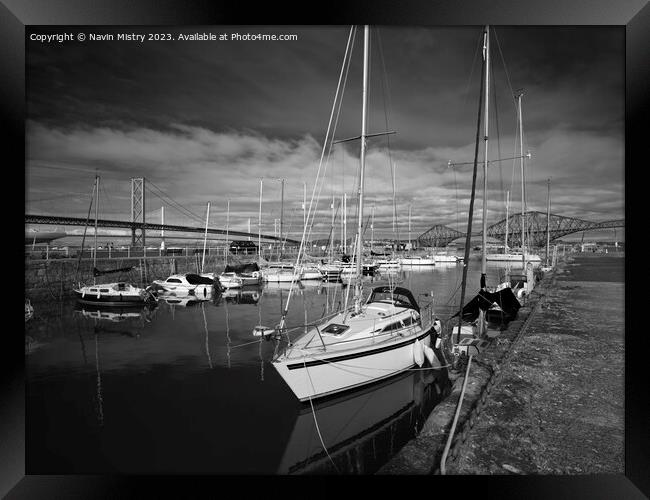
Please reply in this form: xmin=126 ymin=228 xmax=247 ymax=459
xmin=540 ymin=178 xmax=554 ymax=273
xmin=450 ymin=26 xmax=522 ymax=354
xmin=485 ymin=91 xmax=541 ymax=264
xmin=73 ymin=175 xmax=157 ymax=306
xmin=268 ymin=26 xmax=444 ymax=402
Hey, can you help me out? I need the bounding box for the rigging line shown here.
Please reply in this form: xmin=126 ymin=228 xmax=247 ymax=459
xmin=464 ymin=32 xmax=485 ymax=111
xmin=493 ymin=28 xmax=518 ymax=115
xmin=491 ymin=51 xmax=506 ymax=217
xmin=376 ymin=28 xmax=400 ymax=246
xmin=303 ymin=355 xmax=340 ymax=473
xmin=510 ymin=109 xmax=519 ymax=213
xmin=280 ymin=25 xmax=357 ymax=328
xmin=304 ymin=26 xmax=356 ymax=248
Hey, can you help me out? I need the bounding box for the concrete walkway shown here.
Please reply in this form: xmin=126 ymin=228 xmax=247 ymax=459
xmin=379 ymin=253 xmax=625 ymax=475
xmin=445 ymin=254 xmax=624 ymax=474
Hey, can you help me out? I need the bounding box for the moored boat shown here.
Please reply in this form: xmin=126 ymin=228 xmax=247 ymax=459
xmin=73 ymin=282 xmax=157 ymax=306
xmin=153 ymin=273 xmax=217 ymax=297
xmin=398 ymin=255 xmax=436 ymax=266
xmin=272 ymin=286 xmax=443 ymax=401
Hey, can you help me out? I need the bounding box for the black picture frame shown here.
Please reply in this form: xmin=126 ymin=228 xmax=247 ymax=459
xmin=5 ymin=0 xmax=647 ymax=497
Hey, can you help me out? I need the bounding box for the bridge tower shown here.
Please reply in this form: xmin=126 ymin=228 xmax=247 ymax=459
xmin=131 ymin=177 xmax=145 ymax=247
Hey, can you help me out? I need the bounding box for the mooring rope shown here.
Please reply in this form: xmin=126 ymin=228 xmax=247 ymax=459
xmin=303 ymin=355 xmax=340 ymax=473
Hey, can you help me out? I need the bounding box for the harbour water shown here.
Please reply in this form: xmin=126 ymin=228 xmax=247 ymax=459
xmin=25 ymin=259 xmax=523 ymax=474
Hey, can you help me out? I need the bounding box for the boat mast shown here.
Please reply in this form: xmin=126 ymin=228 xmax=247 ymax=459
xmin=303 ymin=182 xmax=307 ymax=236
xmin=516 ymin=90 xmax=526 ymax=270
xmin=258 ymin=178 xmax=263 ymax=260
xmin=408 ymin=204 xmax=412 ymax=252
xmin=161 ymin=206 xmax=165 ymax=251
xmin=330 ymin=195 xmax=335 ymax=261
xmin=371 ymin=204 xmax=375 ymax=255
xmin=93 ymin=174 xmax=100 ymax=284
xmin=225 ymin=199 xmax=230 ymax=267
xmin=355 ymin=24 xmax=370 ymax=308
xmin=456 ymin=25 xmax=486 ymax=345
xmin=546 ymin=178 xmax=551 ymax=266
xmin=201 ymin=201 xmax=210 ymax=273
xmin=481 ymin=25 xmax=490 ymax=290
xmin=504 ymin=190 xmax=510 ymax=254
xmin=280 ymin=178 xmax=285 ymax=255
xmin=343 ymin=193 xmax=347 ymax=254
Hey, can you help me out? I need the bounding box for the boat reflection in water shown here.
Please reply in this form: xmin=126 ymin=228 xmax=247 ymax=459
xmin=74 ymin=303 xmax=158 ymax=325
xmin=278 ymin=367 xmax=450 ymax=474
xmin=220 ymin=286 xmax=262 ymax=305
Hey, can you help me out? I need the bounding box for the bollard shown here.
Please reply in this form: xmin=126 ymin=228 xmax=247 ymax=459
xmin=127 ymin=246 xmax=131 ymax=258
xmin=46 ymin=244 xmax=49 ymax=260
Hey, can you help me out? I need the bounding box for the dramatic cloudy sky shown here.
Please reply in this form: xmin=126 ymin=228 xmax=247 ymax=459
xmin=25 ymin=25 xmax=624 ymax=243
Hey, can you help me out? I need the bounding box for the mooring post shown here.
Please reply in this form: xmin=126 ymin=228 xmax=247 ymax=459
xmin=127 ymin=246 xmax=130 ymax=258
xmin=45 ymin=244 xmax=49 ymax=260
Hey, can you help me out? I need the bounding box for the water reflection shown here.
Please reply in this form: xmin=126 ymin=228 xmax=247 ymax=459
xmin=26 ymin=261 xmax=492 ymax=474
xmin=279 ymin=368 xmax=450 ymax=474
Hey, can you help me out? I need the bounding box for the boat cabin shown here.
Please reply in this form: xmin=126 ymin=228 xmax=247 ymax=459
xmin=367 ymin=286 xmax=420 ymax=313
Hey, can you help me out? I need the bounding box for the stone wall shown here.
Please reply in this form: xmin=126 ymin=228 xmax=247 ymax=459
xmin=24 ymin=254 xmax=238 ymax=302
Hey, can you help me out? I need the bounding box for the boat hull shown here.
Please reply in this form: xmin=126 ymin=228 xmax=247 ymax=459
xmin=264 ymin=273 xmax=300 ymax=283
xmin=272 ymin=329 xmax=433 ymax=402
xmin=486 ymin=253 xmax=542 ymax=262
xmin=399 ymin=258 xmax=436 ymax=266
xmin=73 ymin=291 xmax=149 ymax=306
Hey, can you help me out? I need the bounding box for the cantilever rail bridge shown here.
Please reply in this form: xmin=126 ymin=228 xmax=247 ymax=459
xmin=417 ymin=211 xmax=624 ymax=248
xmin=25 ymin=214 xmax=302 ymax=245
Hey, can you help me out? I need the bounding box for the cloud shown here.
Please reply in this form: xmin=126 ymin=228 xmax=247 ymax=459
xmin=26 ymin=119 xmax=624 ymax=240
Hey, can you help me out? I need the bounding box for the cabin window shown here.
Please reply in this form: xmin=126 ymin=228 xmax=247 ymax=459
xmin=167 ymin=278 xmax=182 ymax=283
xmin=90 ymin=289 xmax=97 ymax=292
xmin=117 ymin=283 xmax=127 ymax=290
xmin=382 ymin=321 xmax=404 ymax=332
xmin=99 ymin=289 xmax=110 ymax=293
xmin=322 ymin=324 xmax=349 ymax=335
xmin=402 ymin=315 xmax=415 ymax=327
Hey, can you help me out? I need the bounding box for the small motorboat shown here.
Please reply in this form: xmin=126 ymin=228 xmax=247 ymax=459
xmin=152 ymin=273 xmax=217 ymax=298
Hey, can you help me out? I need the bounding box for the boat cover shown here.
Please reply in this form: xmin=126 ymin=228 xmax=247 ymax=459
xmin=185 ymin=274 xmax=216 ymax=285
xmin=368 ymin=286 xmax=420 ymax=313
xmin=224 ymin=262 xmax=260 ymax=274
xmin=451 ymin=287 xmax=520 ymax=323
